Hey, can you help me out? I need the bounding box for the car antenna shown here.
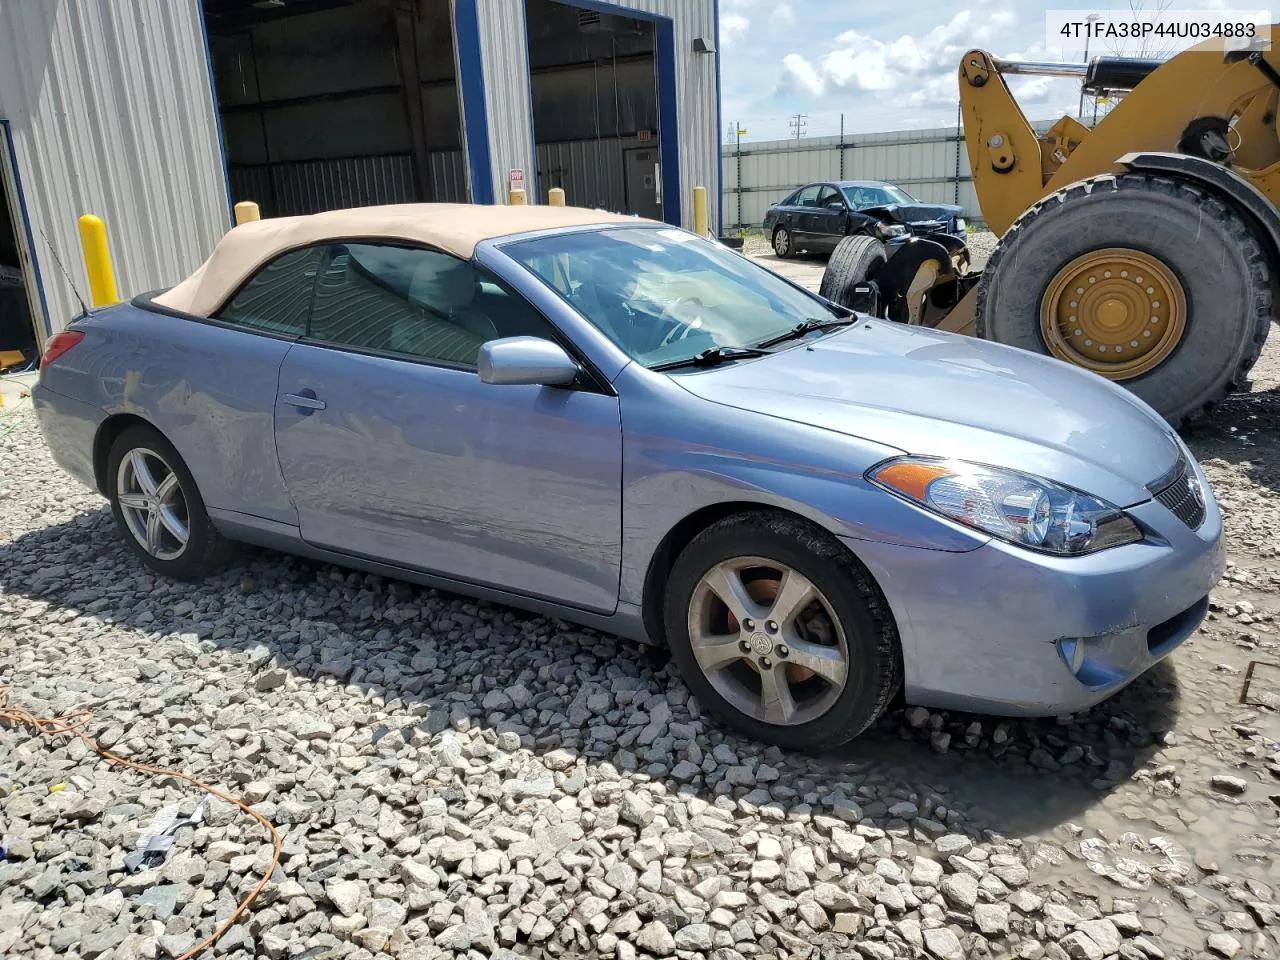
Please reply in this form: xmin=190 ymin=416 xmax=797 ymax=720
xmin=36 ymin=223 xmax=91 ymax=321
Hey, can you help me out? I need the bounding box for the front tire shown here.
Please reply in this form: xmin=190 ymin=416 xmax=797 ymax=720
xmin=663 ymin=511 xmax=901 ymax=753
xmin=976 ymin=173 xmax=1272 ymax=428
xmin=819 ymin=235 xmax=888 ymax=309
xmin=106 ymin=425 xmax=233 ymax=580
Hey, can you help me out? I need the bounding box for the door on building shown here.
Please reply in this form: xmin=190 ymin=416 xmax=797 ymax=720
xmin=623 ymin=147 xmax=662 ymax=221
xmin=525 ymin=0 xmax=664 ymax=217
xmin=0 ymin=122 xmax=40 ymax=374
xmin=203 ymin=0 xmax=467 ymax=216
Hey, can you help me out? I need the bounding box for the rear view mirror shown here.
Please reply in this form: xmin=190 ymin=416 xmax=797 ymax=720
xmin=478 ymin=336 xmax=579 ymax=386
xmin=825 ymin=200 xmax=846 ymax=210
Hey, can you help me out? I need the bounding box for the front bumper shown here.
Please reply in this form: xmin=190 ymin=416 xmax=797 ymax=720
xmin=843 ymin=460 xmax=1225 ymax=716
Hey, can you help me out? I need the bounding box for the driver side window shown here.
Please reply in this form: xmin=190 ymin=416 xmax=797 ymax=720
xmin=817 ymin=186 xmax=843 ymax=207
xmin=307 ymin=242 xmax=561 ymax=369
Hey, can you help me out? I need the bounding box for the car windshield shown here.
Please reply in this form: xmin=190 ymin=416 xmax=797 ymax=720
xmin=843 ymin=184 xmax=916 ymax=208
xmin=501 ymin=225 xmax=845 ymax=368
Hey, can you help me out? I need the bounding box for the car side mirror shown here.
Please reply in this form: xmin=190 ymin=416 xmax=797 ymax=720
xmin=825 ymin=200 xmax=847 ymax=210
xmin=477 ymin=336 xmax=580 ymax=387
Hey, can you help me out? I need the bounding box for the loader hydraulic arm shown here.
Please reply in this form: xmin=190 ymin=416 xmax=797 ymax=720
xmin=957 ymin=50 xmax=1057 ymax=237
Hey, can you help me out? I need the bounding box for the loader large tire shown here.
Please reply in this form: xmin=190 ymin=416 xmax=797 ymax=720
xmin=976 ymin=173 xmax=1272 ymax=428
xmin=819 ymin=235 xmax=887 ymax=309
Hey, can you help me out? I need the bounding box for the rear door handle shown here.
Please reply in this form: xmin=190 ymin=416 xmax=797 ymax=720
xmin=283 ymin=393 xmax=326 ymax=411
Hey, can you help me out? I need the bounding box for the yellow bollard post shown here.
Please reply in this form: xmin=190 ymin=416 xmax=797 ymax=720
xmin=77 ymin=214 xmax=119 ymax=307
xmin=693 ymin=186 xmax=709 ymax=237
xmin=234 ymin=201 xmax=261 ymax=224
xmin=508 ymin=188 xmax=527 ymax=205
xmin=548 ymin=187 xmax=565 ymax=207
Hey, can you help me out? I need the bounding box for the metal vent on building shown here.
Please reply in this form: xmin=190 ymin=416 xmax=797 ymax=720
xmin=578 ymin=10 xmax=605 ymax=30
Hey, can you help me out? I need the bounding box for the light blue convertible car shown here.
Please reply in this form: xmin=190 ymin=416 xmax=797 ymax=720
xmin=33 ymin=203 xmax=1224 ymax=750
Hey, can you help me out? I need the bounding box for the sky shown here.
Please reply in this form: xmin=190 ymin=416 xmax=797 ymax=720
xmin=716 ymin=0 xmax=1248 ymax=141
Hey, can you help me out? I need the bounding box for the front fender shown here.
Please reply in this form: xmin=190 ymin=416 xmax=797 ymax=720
xmin=616 ymin=374 xmax=990 ymax=607
xmin=1119 ymin=151 xmax=1280 ymax=275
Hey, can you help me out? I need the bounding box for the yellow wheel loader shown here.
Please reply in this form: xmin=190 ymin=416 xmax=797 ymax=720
xmin=819 ymin=31 xmax=1280 ymax=427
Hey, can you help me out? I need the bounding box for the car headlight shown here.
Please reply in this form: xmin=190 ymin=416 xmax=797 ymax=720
xmin=867 ymin=457 xmax=1143 ymax=555
xmin=955 ymin=217 xmax=968 ymax=232
xmin=875 ymin=222 xmax=909 ymax=239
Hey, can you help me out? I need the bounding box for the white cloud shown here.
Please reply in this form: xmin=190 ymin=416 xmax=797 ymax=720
xmin=721 ymin=13 xmax=750 ymax=48
xmin=725 ymin=0 xmax=1145 ymax=138
xmin=775 ymin=8 xmax=1022 ymax=100
xmin=778 ymin=53 xmax=825 ymax=97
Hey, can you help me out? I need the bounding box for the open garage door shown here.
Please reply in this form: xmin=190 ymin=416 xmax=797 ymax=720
xmin=524 ymin=0 xmax=665 ymax=219
xmin=0 ymin=120 xmax=42 ymax=373
xmin=203 ymin=0 xmax=466 ymax=217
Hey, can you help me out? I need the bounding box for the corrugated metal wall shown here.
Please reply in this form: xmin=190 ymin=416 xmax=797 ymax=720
xmin=0 ymin=0 xmax=229 ymax=336
xmin=724 ymin=120 xmax=1057 ymax=229
xmin=474 ymin=0 xmax=719 ymax=232
xmin=536 ymin=135 xmax=648 ymax=211
xmin=228 ymin=152 xmax=469 ymax=219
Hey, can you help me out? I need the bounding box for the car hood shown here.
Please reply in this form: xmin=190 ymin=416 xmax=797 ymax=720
xmin=675 ymin=320 xmax=1181 ymax=508
xmin=863 ymin=202 xmax=962 ymax=224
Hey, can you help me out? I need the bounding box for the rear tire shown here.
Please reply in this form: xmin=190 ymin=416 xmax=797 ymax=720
xmin=663 ymin=511 xmax=901 ymax=753
xmin=819 ymin=235 xmax=888 ymax=310
xmin=976 ymin=173 xmax=1272 ymax=428
xmin=772 ymin=225 xmax=796 ymax=259
xmin=106 ymin=425 xmax=233 ymax=581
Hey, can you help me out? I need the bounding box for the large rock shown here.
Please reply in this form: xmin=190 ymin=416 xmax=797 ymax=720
xmin=940 ymin=872 xmax=979 ymax=909
xmin=636 ymin=920 xmax=676 ymax=955
xmin=923 ymin=927 xmax=965 ymax=960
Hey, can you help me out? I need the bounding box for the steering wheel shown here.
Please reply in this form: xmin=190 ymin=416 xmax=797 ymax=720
xmin=656 ymin=297 xmax=705 ymax=350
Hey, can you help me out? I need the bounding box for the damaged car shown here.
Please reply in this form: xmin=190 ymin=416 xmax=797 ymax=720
xmin=764 ymin=179 xmax=966 ymax=259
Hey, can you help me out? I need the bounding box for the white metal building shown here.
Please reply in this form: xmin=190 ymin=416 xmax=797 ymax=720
xmin=0 ymin=0 xmax=722 ymax=362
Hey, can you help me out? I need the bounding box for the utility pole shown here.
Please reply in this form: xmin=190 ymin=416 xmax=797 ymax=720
xmin=728 ymin=121 xmax=747 ymax=229
xmin=953 ymin=99 xmax=962 ymax=205
xmin=1078 ymin=13 xmax=1101 ymax=118
xmin=838 ymin=113 xmax=845 ymax=179
xmin=789 ymin=114 xmax=807 ymax=141
xmin=736 ymin=121 xmax=743 ymax=230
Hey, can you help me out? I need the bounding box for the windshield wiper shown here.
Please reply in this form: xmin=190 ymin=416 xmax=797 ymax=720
xmin=650 ymin=345 xmax=770 ymax=371
xmin=756 ymin=316 xmax=857 ymax=349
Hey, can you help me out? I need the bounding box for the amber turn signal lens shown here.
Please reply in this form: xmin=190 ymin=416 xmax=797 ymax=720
xmin=870 ymin=461 xmax=953 ymax=501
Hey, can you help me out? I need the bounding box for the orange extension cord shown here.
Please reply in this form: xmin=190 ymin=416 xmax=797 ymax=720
xmin=0 ymin=683 xmax=283 ymax=960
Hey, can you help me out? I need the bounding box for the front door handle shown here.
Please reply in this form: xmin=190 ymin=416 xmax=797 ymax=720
xmin=283 ymin=392 xmax=326 ymax=411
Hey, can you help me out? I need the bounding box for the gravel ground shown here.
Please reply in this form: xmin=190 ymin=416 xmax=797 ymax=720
xmin=1 ymin=252 xmax=1279 ymax=960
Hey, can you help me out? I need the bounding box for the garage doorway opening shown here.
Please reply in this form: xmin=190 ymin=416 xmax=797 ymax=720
xmin=524 ymin=0 xmax=676 ymax=223
xmin=202 ymin=0 xmax=466 ymax=218
xmin=0 ymin=120 xmax=42 ymax=374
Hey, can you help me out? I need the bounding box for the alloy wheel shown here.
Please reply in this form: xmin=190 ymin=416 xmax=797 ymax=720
xmin=116 ymin=448 xmax=190 ymax=561
xmin=686 ymin=556 xmax=849 ymax=726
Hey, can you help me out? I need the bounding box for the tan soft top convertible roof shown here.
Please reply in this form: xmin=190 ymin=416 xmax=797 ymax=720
xmin=153 ymin=202 xmax=646 ymax=317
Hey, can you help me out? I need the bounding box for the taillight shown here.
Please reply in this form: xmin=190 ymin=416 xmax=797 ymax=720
xmin=41 ymin=330 xmax=85 ymax=367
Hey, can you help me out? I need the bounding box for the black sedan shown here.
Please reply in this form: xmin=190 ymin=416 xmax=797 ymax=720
xmin=763 ymin=180 xmax=966 ymax=259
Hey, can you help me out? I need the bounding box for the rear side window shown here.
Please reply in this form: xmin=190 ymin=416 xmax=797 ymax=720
xmin=215 ymin=246 xmax=322 ymax=335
